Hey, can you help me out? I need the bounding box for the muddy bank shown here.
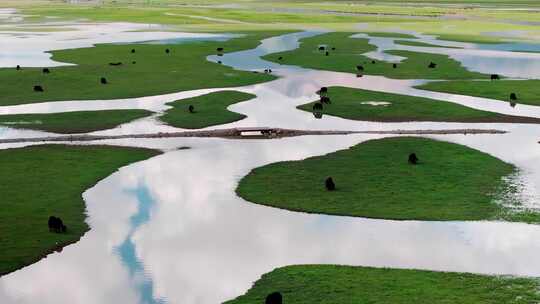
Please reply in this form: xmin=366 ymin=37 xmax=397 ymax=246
xmin=0 ymin=127 xmax=506 ymax=145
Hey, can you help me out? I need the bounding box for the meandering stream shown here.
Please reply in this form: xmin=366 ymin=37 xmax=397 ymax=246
xmin=1 ymin=13 xmax=540 ymax=304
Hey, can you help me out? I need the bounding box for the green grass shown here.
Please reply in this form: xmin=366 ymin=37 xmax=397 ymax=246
xmin=237 ymin=137 xmax=527 ymax=222
xmin=227 ymin=265 xmax=540 ymax=304
xmin=0 ymin=32 xmax=281 ymax=106
xmin=417 ymin=80 xmax=540 ymax=106
xmin=435 ymin=34 xmax=504 ymax=44
xmin=0 ymin=109 xmax=153 ymax=134
xmin=394 ymin=39 xmax=461 ymax=48
xmin=0 ymin=144 xmax=161 ymax=275
xmin=262 ymin=32 xmax=488 ymax=79
xmin=160 ymin=90 xmax=254 ymax=129
xmin=363 ymin=32 xmax=416 ymax=39
xmin=298 ymin=87 xmax=540 ymax=123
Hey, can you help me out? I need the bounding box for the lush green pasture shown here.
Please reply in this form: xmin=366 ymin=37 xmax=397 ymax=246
xmin=364 ymin=32 xmax=416 ymax=39
xmin=0 ymin=144 xmax=161 ymax=275
xmin=227 ymin=265 xmax=540 ymax=304
xmin=160 ymin=90 xmax=254 ymax=129
xmin=0 ymin=109 xmax=152 ymax=134
xmin=298 ymin=87 xmax=540 ymax=123
xmin=418 ymin=80 xmax=540 ymax=106
xmin=394 ymin=39 xmax=460 ymax=48
xmin=237 ymin=137 xmax=524 ymax=221
xmin=0 ymin=32 xmax=281 ymax=106
xmin=263 ymin=32 xmax=488 ymax=79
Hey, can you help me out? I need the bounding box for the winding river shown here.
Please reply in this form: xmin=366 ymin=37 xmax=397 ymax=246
xmin=1 ymin=12 xmax=540 ymax=304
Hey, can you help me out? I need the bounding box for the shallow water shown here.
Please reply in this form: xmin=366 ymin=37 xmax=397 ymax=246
xmin=1 ymin=19 xmax=540 ymax=304
xmin=352 ymin=32 xmax=540 ymax=78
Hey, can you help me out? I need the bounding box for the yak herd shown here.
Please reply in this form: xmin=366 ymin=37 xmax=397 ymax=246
xmin=20 ymin=45 xmax=218 ymax=93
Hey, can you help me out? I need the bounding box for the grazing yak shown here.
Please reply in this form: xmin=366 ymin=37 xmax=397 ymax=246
xmin=109 ymin=62 xmax=122 ymax=66
xmin=313 ymin=102 xmax=323 ymax=111
xmin=33 ymin=85 xmax=44 ymax=92
xmin=16 ymin=65 xmax=21 ymax=70
xmin=393 ymin=63 xmax=397 ymax=69
xmin=331 ymin=47 xmax=336 ymax=50
xmin=325 ymin=51 xmax=329 ymax=56
xmin=491 ymin=74 xmax=500 ymax=80
xmin=408 ymin=153 xmax=419 ymax=165
xmin=100 ymin=77 xmax=108 ymax=84
xmin=43 ymin=68 xmax=50 ymax=74
xmin=356 ymin=65 xmax=364 ymax=71
xmin=216 ymin=47 xmax=224 ymax=52
xmin=428 ymin=62 xmax=437 ymax=68
xmin=131 ymin=49 xmax=136 ymax=53
xmin=325 ymin=177 xmax=336 ymax=191
xmin=317 ymin=87 xmax=328 ymax=96
xmin=371 ymin=60 xmax=376 ymax=64
xmin=165 ymin=48 xmax=170 ymax=54
xmin=188 ymin=105 xmax=195 ymax=113
xmin=320 ymin=96 xmax=331 ymax=104
xmin=278 ymin=56 xmax=283 ymax=60
xmin=510 ymin=93 xmax=517 ymax=101
xmin=318 ymin=46 xmax=326 ymax=51
xmin=48 ymin=216 xmax=67 ymax=233
xmin=265 ymin=292 xmax=282 ymax=304
xmin=132 ymin=61 xmax=137 ymax=64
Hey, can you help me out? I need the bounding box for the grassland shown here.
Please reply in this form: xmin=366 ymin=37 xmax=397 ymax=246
xmin=262 ymin=32 xmax=488 ymax=79
xmin=0 ymin=109 xmax=153 ymax=134
xmin=394 ymin=39 xmax=460 ymax=48
xmin=0 ymin=144 xmax=161 ymax=275
xmin=227 ymin=265 xmax=540 ymax=304
xmin=160 ymin=90 xmax=254 ymax=129
xmin=417 ymin=80 xmax=540 ymax=106
xmin=0 ymin=32 xmax=281 ymax=106
xmin=237 ymin=137 xmax=527 ymax=222
xmin=298 ymin=87 xmax=540 ymax=123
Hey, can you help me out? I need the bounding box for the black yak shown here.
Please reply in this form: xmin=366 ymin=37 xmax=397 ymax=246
xmin=48 ymin=216 xmax=67 ymax=233
xmin=313 ymin=102 xmax=323 ymax=111
xmin=331 ymin=47 xmax=336 ymax=50
xmin=317 ymin=87 xmax=328 ymax=96
xmin=371 ymin=60 xmax=376 ymax=64
xmin=428 ymin=62 xmax=437 ymax=68
xmin=100 ymin=77 xmax=107 ymax=84
xmin=217 ymin=47 xmax=224 ymax=52
xmin=188 ymin=105 xmax=195 ymax=113
xmin=109 ymin=62 xmax=122 ymax=66
xmin=325 ymin=177 xmax=336 ymax=191
xmin=356 ymin=73 xmax=363 ymax=78
xmin=43 ymin=68 xmax=50 ymax=74
xmin=132 ymin=61 xmax=137 ymax=64
xmin=278 ymin=56 xmax=283 ymax=60
xmin=265 ymin=292 xmax=282 ymax=304
xmin=392 ymin=63 xmax=397 ymax=69
xmin=510 ymin=93 xmax=517 ymax=100
xmin=131 ymin=49 xmax=135 ymax=53
xmin=33 ymin=85 xmax=44 ymax=92
xmin=408 ymin=153 xmax=418 ymax=165
xmin=325 ymin=51 xmax=329 ymax=56
xmin=356 ymin=65 xmax=364 ymax=71
xmin=491 ymin=74 xmax=500 ymax=80
xmin=165 ymin=48 xmax=170 ymax=54
xmin=320 ymin=96 xmax=331 ymax=104
xmin=16 ymin=65 xmax=21 ymax=70
xmin=318 ymin=46 xmax=325 ymax=51
xmin=218 ymin=61 xmax=222 ymax=64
